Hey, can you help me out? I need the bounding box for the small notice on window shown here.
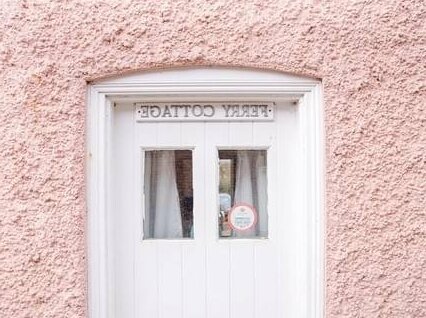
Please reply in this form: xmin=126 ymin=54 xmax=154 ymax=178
xmin=229 ymin=204 xmax=257 ymax=232
xmin=135 ymin=102 xmax=274 ymax=122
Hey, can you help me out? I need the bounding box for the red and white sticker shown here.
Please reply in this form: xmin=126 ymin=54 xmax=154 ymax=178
xmin=229 ymin=203 xmax=257 ymax=232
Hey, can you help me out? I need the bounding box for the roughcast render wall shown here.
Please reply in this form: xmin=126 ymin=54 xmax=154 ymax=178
xmin=0 ymin=1 xmax=425 ymax=317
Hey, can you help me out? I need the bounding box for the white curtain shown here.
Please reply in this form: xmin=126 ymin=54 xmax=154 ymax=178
xmin=144 ymin=151 xmax=183 ymax=239
xmin=255 ymin=153 xmax=268 ymax=237
xmin=234 ymin=150 xmax=267 ymax=237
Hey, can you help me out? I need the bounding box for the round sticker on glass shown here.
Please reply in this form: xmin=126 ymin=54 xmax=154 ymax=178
xmin=229 ymin=203 xmax=257 ymax=232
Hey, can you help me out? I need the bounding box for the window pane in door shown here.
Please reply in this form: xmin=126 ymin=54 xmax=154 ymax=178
xmin=218 ymin=150 xmax=268 ymax=239
xmin=143 ymin=150 xmax=193 ymax=239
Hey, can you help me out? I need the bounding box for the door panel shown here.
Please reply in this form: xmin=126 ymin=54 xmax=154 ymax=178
xmin=112 ymin=101 xmax=294 ymax=318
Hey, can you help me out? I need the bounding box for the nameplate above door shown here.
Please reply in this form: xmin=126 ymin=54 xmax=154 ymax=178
xmin=134 ymin=102 xmax=274 ymax=122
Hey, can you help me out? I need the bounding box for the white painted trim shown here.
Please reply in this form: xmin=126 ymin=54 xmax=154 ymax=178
xmin=87 ymin=67 xmax=324 ymax=318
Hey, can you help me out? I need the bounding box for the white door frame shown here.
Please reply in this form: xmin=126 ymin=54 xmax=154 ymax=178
xmin=87 ymin=67 xmax=324 ymax=318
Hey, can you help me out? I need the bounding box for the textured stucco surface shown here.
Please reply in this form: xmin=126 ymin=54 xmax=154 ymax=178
xmin=0 ymin=0 xmax=425 ymax=317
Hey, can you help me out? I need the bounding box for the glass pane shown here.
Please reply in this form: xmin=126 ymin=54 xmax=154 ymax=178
xmin=218 ymin=150 xmax=268 ymax=239
xmin=143 ymin=150 xmax=193 ymax=239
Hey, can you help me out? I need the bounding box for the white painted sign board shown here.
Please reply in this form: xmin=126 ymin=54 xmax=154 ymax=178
xmin=135 ymin=102 xmax=274 ymax=122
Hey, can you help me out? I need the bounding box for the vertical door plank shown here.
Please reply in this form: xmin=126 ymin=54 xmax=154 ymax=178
xmin=206 ymin=245 xmax=230 ymax=318
xmin=136 ymin=121 xmax=158 ymax=148
xmin=230 ymin=243 xmax=255 ymax=318
xmin=158 ymin=242 xmax=183 ymax=318
xmin=253 ymin=121 xmax=274 ymax=146
xmin=181 ymin=122 xmax=206 ymax=318
xmin=229 ymin=122 xmax=253 ymax=146
xmin=135 ymin=242 xmax=159 ymax=318
xmin=205 ymin=122 xmax=230 ymax=318
xmin=157 ymin=122 xmax=181 ymax=146
xmin=181 ymin=242 xmax=206 ymax=318
xmin=254 ymin=242 xmax=280 ymax=318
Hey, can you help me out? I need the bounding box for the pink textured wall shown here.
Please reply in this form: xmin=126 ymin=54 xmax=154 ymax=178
xmin=0 ymin=0 xmax=425 ymax=317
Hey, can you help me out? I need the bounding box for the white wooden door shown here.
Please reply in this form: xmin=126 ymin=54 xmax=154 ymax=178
xmin=110 ymin=100 xmax=304 ymax=318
